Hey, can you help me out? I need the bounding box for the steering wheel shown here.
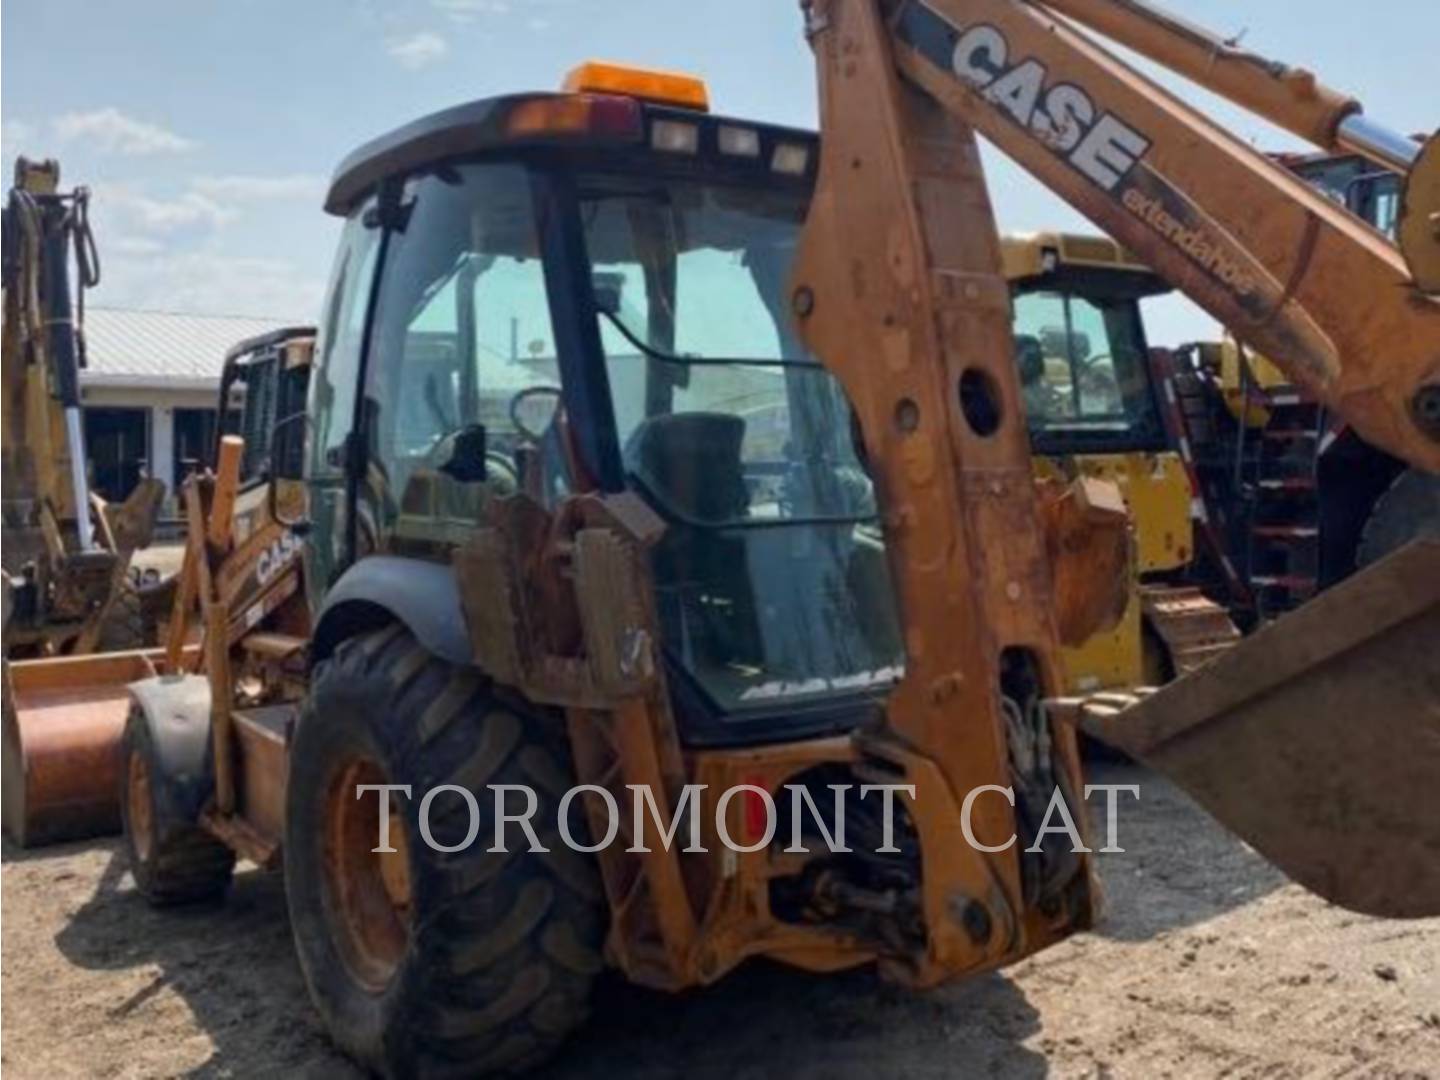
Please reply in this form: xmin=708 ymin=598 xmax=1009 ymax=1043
xmin=509 ymin=385 xmax=564 ymax=444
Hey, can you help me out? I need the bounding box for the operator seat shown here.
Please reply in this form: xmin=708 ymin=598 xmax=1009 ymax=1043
xmin=624 ymin=412 xmax=760 ymax=674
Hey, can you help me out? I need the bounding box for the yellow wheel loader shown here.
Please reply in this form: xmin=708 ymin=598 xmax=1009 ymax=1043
xmin=16 ymin=0 xmax=1440 ymax=1075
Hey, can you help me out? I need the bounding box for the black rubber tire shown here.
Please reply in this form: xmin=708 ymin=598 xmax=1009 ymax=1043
xmin=119 ymin=705 xmax=236 ymax=905
xmin=97 ymin=582 xmax=148 ymax=652
xmin=1356 ymin=469 xmax=1440 ymax=569
xmin=284 ymin=624 xmax=605 ymax=1078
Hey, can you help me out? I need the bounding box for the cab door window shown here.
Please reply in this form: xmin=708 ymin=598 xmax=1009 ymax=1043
xmin=361 ymin=165 xmax=562 ymax=547
xmin=305 ymin=200 xmax=381 ymax=599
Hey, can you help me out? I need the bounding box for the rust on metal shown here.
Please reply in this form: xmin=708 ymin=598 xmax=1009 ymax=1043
xmin=1071 ymin=540 xmax=1440 ymax=919
xmin=1039 ymin=475 xmax=1132 ymax=647
xmin=2 ymin=646 xmax=198 ymax=846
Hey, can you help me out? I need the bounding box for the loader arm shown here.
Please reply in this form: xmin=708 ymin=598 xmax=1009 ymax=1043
xmin=794 ymin=0 xmax=1440 ymax=921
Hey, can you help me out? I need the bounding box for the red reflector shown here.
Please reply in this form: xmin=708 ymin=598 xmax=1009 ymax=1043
xmin=586 ymin=94 xmax=645 ymax=138
xmin=743 ymin=777 xmax=769 ymax=843
xmin=504 ymin=94 xmax=642 ymax=142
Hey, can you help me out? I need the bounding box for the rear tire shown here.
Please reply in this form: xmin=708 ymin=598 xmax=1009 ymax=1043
xmin=1356 ymin=469 xmax=1440 ymax=569
xmin=119 ymin=706 xmax=236 ymax=904
xmin=284 ymin=625 xmax=605 ymax=1078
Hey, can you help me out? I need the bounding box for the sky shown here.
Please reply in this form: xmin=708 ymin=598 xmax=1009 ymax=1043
xmin=2 ymin=0 xmax=1435 ymax=345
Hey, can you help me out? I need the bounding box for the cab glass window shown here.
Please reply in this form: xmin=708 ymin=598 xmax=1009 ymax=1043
xmin=362 ymin=164 xmax=563 ymax=539
xmin=1012 ymin=289 xmax=1164 ymax=449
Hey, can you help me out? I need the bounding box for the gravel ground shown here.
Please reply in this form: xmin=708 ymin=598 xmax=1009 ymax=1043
xmin=3 ymin=763 xmax=1437 ymax=1078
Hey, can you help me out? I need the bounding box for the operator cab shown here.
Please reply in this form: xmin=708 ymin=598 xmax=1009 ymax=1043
xmin=1001 ymin=232 xmax=1171 ymax=456
xmin=310 ymin=63 xmax=903 ymax=745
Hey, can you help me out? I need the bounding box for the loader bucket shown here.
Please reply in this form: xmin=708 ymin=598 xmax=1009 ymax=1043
xmin=1072 ymin=539 xmax=1440 ymax=920
xmin=2 ymin=647 xmax=197 ymax=847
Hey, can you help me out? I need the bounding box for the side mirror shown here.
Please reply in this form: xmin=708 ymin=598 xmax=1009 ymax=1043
xmin=439 ymin=424 xmax=490 ymax=483
xmin=268 ymin=411 xmax=311 ymax=530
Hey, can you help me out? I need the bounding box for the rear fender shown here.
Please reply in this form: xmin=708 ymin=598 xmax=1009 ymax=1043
xmin=310 ymin=555 xmax=470 ymax=667
xmin=127 ymin=674 xmax=214 ymax=821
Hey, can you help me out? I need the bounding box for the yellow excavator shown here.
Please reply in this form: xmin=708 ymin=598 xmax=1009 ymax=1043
xmin=2 ymin=157 xmax=167 ymax=657
xmin=6 ymin=1 xmax=1440 ymax=1075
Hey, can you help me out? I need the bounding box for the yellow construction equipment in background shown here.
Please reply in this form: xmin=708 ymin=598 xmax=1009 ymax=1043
xmin=1 ymin=158 xmax=167 ymax=656
xmin=1003 ymin=231 xmax=1239 ymax=691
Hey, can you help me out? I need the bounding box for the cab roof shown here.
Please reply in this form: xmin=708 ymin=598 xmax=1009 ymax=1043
xmin=324 ymin=91 xmax=819 ymax=216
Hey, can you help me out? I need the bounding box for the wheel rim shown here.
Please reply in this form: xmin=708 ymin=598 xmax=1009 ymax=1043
xmin=322 ymin=757 xmax=413 ymax=992
xmin=127 ymin=748 xmax=154 ymax=863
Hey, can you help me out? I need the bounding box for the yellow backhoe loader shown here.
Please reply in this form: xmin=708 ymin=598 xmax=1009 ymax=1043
xmin=9 ymin=0 xmax=1440 ymax=1075
xmin=1 ymin=158 xmax=168 ymax=657
xmin=1 ymin=158 xmax=181 ymax=845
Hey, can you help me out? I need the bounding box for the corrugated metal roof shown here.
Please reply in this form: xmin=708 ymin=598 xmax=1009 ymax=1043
xmin=80 ymin=307 xmax=295 ymax=387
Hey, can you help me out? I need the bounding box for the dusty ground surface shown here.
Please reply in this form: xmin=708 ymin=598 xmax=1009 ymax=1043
xmin=4 ymin=763 xmax=1437 ymax=1079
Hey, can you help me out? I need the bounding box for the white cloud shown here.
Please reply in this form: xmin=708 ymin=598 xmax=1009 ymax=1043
xmin=191 ymin=174 xmax=326 ymax=202
xmin=103 ymin=185 xmax=236 ymax=233
xmin=100 ymin=249 xmax=324 ymax=321
xmin=432 ymin=0 xmax=508 ymax=22
xmin=108 ymin=235 xmax=168 ymax=257
xmin=1 ymin=118 xmax=37 ymax=152
xmin=387 ymin=31 xmax=449 ymax=70
xmin=54 ymin=107 xmax=193 ymax=155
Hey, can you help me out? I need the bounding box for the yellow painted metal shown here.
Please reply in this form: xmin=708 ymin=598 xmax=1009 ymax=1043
xmin=1000 ymin=230 xmax=1157 ymax=280
xmin=1208 ymin=336 xmax=1289 ymax=426
xmin=1073 ymin=452 xmax=1193 ymax=574
xmin=1038 ymin=451 xmax=1192 ymax=693
xmin=1009 ymin=227 xmax=1197 ymax=694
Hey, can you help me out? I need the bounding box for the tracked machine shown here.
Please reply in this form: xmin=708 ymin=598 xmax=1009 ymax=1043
xmin=1003 ymin=231 xmax=1240 ymax=688
xmin=69 ymin=0 xmax=1440 ymax=1074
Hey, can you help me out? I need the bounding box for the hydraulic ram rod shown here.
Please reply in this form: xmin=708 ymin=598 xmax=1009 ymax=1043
xmin=41 ymin=201 xmax=94 ymax=551
xmin=1037 ymin=0 xmax=1419 ymax=170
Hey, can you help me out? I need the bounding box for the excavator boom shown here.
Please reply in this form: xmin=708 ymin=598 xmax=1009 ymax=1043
xmin=797 ymin=0 xmax=1439 ymax=919
xmin=884 ymin=0 xmax=1440 ymax=471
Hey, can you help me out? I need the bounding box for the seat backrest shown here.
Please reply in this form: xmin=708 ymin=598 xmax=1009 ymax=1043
xmin=625 ymin=412 xmax=749 ymax=524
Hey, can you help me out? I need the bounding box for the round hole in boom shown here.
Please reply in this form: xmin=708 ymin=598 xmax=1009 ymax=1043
xmin=894 ymin=398 xmax=921 ymax=434
xmin=958 ymin=368 xmax=1002 ymax=437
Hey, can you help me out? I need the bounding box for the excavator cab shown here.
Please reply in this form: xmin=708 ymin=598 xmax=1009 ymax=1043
xmin=309 ymin=69 xmax=906 ymax=747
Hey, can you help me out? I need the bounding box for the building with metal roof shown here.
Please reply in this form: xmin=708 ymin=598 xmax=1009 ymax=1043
xmin=82 ymin=307 xmax=287 ymax=391
xmin=78 ymin=307 xmax=294 ymax=511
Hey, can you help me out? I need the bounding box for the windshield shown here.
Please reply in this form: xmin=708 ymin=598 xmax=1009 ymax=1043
xmin=578 ymin=175 xmax=903 ymax=716
xmin=1012 ymin=287 xmax=1165 ymax=449
xmin=581 ymin=179 xmax=874 ymax=525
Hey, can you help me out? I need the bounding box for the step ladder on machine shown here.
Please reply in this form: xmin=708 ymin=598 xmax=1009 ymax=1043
xmin=1233 ymin=347 xmax=1324 ymax=621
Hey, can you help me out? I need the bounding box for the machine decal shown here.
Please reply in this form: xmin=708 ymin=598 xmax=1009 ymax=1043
xmin=897 ymin=0 xmax=1275 ymax=314
xmin=256 ymin=530 xmax=303 ymax=588
xmin=896 ymin=3 xmax=1152 ymax=193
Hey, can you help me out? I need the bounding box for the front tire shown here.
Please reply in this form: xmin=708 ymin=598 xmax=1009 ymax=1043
xmin=119 ymin=706 xmax=236 ymax=904
xmin=284 ymin=625 xmax=604 ymax=1078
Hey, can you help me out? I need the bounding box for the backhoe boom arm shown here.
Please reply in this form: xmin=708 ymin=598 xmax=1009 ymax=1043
xmin=880 ymin=0 xmax=1440 ymax=472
